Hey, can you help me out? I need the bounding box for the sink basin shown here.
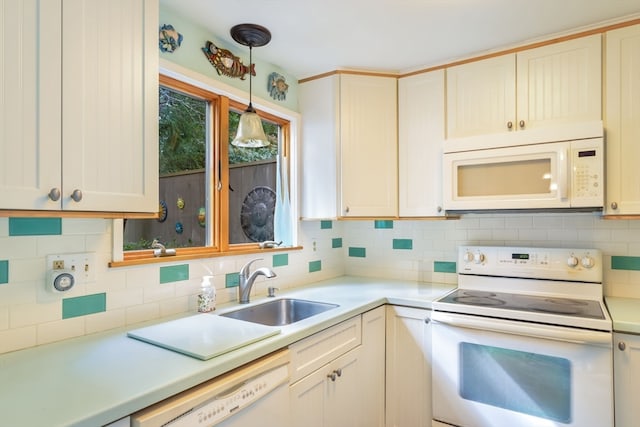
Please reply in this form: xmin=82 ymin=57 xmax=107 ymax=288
xmin=221 ymin=298 xmax=339 ymax=326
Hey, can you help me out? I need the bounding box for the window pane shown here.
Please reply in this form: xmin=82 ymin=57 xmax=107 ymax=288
xmin=228 ymin=110 xmax=279 ymax=245
xmin=123 ymin=86 xmax=209 ymax=250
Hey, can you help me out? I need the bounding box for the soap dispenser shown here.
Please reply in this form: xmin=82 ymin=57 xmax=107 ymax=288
xmin=198 ymin=275 xmax=215 ymax=312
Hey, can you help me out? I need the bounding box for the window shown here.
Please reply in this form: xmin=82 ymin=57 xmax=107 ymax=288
xmin=121 ymin=74 xmax=294 ymax=262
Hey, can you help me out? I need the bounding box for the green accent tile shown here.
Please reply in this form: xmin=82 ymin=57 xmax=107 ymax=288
xmin=320 ymin=220 xmax=333 ymax=229
xmin=0 ymin=260 xmax=8 ymax=284
xmin=159 ymin=264 xmax=189 ymax=283
xmin=9 ymin=218 xmax=61 ymax=236
xmin=62 ymin=293 xmax=106 ymax=319
xmin=374 ymin=220 xmax=393 ymax=229
xmin=393 ymin=239 xmax=413 ymax=250
xmin=612 ymin=256 xmax=640 ymax=271
xmin=349 ymin=247 xmax=366 ymax=258
xmin=309 ymin=260 xmax=322 ymax=273
xmin=273 ymin=253 xmax=289 ymax=267
xmin=434 ymin=261 xmax=457 ymax=273
xmin=332 ymin=238 xmax=343 ymax=248
xmin=225 ymin=272 xmax=240 ymax=288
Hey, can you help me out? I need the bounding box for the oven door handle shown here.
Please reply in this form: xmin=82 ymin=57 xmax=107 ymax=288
xmin=431 ymin=311 xmax=612 ymax=347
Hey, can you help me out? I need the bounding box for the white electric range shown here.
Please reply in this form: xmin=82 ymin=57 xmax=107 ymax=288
xmin=431 ymin=246 xmax=613 ymax=427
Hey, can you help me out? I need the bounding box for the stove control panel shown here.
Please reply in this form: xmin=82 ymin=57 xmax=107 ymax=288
xmin=458 ymin=246 xmax=602 ymax=282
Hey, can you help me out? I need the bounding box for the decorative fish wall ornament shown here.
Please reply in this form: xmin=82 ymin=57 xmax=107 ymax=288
xmin=202 ymin=41 xmax=255 ymax=80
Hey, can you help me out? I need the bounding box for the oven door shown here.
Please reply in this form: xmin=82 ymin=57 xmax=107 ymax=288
xmin=431 ymin=311 xmax=613 ymax=427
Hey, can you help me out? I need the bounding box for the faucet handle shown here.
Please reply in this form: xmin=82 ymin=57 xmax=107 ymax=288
xmin=267 ymin=286 xmax=279 ymax=297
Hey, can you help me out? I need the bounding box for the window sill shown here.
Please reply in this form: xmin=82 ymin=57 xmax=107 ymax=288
xmin=109 ymin=245 xmax=303 ymax=268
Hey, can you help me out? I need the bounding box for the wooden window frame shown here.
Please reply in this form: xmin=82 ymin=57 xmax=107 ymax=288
xmin=113 ymin=75 xmax=294 ymax=267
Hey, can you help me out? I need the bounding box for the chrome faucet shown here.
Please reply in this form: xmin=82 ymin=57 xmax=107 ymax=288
xmin=238 ymin=258 xmax=276 ymax=304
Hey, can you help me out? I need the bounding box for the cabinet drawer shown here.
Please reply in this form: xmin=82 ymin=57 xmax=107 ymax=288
xmin=289 ymin=316 xmax=361 ymax=383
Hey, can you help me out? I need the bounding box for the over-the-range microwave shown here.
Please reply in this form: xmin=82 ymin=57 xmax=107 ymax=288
xmin=443 ymin=121 xmax=604 ymax=212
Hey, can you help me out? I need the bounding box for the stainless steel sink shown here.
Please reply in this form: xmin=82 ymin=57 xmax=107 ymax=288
xmin=220 ymin=298 xmax=339 ymax=326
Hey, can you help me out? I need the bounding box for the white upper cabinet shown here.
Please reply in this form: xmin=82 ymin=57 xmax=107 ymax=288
xmin=447 ymin=34 xmax=602 ymax=139
xmin=446 ymin=54 xmax=516 ymax=139
xmin=299 ymin=73 xmax=397 ymax=219
xmin=339 ymin=74 xmax=397 ymax=217
xmin=398 ymin=70 xmax=446 ymax=216
xmin=516 ymin=34 xmax=602 ymax=131
xmin=0 ymin=0 xmax=62 ymax=210
xmin=299 ymin=75 xmax=339 ymax=220
xmin=604 ymin=23 xmax=640 ymax=215
xmin=0 ymin=0 xmax=158 ymax=214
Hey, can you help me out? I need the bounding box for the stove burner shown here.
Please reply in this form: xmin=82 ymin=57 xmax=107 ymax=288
xmin=542 ymin=297 xmax=589 ymax=306
xmin=461 ymin=291 xmax=498 ymax=298
xmin=453 ymin=296 xmax=506 ymax=306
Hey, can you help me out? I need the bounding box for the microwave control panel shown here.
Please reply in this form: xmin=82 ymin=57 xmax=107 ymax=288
xmin=571 ymin=138 xmax=603 ymax=206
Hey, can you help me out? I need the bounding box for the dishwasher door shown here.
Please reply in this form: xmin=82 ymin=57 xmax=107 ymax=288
xmin=131 ymin=349 xmax=290 ymax=427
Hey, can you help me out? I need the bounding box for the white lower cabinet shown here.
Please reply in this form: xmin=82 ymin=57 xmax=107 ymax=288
xmin=385 ymin=305 xmax=432 ymax=427
xmin=289 ymin=307 xmax=385 ymax=427
xmin=614 ymin=332 xmax=640 ymax=427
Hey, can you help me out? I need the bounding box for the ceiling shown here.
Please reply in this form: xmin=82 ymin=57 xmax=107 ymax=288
xmin=162 ymin=0 xmax=640 ymax=80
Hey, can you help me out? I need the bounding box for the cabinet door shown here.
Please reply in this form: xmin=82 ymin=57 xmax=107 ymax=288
xmin=613 ymin=333 xmax=640 ymax=427
xmin=360 ymin=306 xmax=386 ymax=427
xmin=62 ymin=0 xmax=158 ymax=212
xmin=299 ymin=75 xmax=339 ymax=219
xmin=604 ymin=24 xmax=640 ymax=215
xmin=398 ymin=70 xmax=445 ymax=216
xmin=446 ymin=54 xmax=516 ymax=138
xmin=516 ymin=34 xmax=601 ymax=131
xmin=289 ymin=347 xmax=362 ymax=427
xmin=340 ymin=74 xmax=397 ymax=217
xmin=385 ymin=305 xmax=431 ymax=427
xmin=0 ymin=0 xmax=61 ymax=210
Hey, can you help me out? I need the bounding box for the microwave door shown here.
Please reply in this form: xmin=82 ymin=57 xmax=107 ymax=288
xmin=444 ymin=144 xmax=569 ymax=210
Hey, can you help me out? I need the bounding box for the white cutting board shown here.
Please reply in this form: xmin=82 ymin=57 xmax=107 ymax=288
xmin=127 ymin=314 xmax=280 ymax=360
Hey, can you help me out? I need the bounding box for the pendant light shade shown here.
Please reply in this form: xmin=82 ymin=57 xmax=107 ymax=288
xmin=230 ymin=24 xmax=272 ymax=148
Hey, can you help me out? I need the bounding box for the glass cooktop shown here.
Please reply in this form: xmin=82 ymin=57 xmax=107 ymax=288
xmin=437 ymin=289 xmax=605 ymax=319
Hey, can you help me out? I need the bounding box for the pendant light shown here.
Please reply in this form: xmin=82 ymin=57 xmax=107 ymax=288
xmin=230 ymin=23 xmax=272 ymax=148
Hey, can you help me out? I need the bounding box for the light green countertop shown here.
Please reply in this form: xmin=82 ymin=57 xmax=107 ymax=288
xmin=606 ymin=296 xmax=640 ymax=335
xmin=0 ymin=276 xmax=453 ymax=427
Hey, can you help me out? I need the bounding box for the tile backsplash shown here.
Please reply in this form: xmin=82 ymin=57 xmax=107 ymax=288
xmin=1 ymin=212 xmax=640 ymax=354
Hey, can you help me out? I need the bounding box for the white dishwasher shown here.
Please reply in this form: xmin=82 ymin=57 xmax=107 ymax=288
xmin=131 ymin=349 xmax=290 ymax=427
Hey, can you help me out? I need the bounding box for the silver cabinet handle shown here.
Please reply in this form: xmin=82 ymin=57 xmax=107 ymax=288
xmin=345 ymin=206 xmax=350 ymax=214
xmin=327 ymin=372 xmax=337 ymax=381
xmin=334 ymin=368 xmax=342 ymax=377
xmin=611 ymin=202 xmax=618 ymax=210
xmin=70 ymin=189 xmax=83 ymax=202
xmin=519 ymin=120 xmax=525 ymax=128
xmin=507 ymin=121 xmax=513 ymax=129
xmin=48 ymin=188 xmax=61 ymax=201
xmin=619 ymin=341 xmax=626 ymax=351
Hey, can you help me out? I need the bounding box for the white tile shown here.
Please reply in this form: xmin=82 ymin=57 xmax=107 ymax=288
xmin=37 ymin=317 xmax=85 ymax=345
xmin=144 ymin=284 xmax=176 ymax=303
xmin=85 ymin=309 xmax=126 ymax=334
xmin=0 ymin=326 xmax=36 ymax=353
xmin=125 ymin=303 xmax=161 ymax=326
xmin=10 ymin=300 xmax=61 ymax=328
xmin=108 ymin=288 xmax=144 ymax=310
xmin=62 ymin=218 xmax=110 ymax=235
xmin=0 ymin=237 xmax=37 ymax=259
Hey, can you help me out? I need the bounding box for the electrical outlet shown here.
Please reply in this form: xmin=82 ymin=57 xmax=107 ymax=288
xmin=46 ymin=252 xmax=96 ymax=284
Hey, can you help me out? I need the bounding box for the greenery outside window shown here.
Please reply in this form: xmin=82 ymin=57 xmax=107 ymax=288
xmin=121 ymin=74 xmax=293 ymax=263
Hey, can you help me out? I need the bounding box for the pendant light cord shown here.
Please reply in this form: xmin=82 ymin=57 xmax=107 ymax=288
xmin=248 ymin=45 xmax=253 ymax=110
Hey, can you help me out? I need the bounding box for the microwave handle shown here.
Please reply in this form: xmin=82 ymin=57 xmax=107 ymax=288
xmin=558 ymin=149 xmax=569 ymax=201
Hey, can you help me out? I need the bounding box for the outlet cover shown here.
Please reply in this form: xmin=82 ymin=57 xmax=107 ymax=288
xmin=46 ymin=253 xmax=96 ymax=284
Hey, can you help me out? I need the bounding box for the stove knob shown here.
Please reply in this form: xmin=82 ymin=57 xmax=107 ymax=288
xmin=462 ymin=251 xmax=474 ymax=263
xmin=567 ymin=256 xmax=579 ymax=267
xmin=581 ymin=256 xmax=595 ymax=268
xmin=473 ymin=252 xmax=485 ymax=264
